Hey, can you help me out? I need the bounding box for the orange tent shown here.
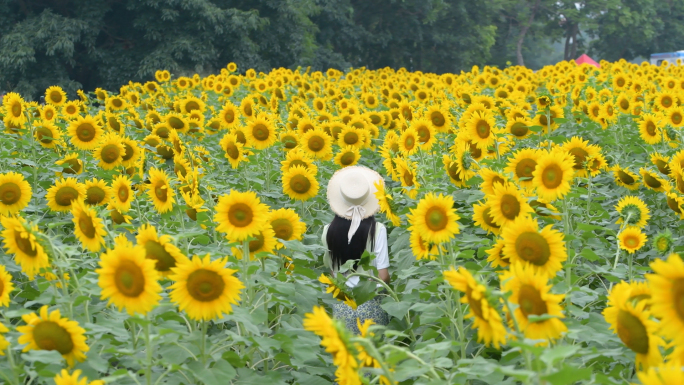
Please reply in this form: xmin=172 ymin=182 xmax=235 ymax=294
xmin=576 ymin=54 xmax=600 ymax=68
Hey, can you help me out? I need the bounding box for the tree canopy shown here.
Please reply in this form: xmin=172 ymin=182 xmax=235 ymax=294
xmin=1 ymin=0 xmax=683 ymax=98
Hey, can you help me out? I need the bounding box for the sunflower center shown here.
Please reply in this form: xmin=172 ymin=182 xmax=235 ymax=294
xmin=568 ymin=148 xmax=588 ymax=170
xmin=308 ymin=136 xmax=324 ymax=152
xmin=76 ymin=123 xmax=95 ymax=142
xmin=154 ymin=183 xmax=168 ymax=202
xmin=662 ymin=96 xmax=673 ymax=108
xmin=49 ymin=91 xmax=63 ymax=104
xmin=616 ymin=309 xmax=649 ymax=354
xmin=623 ymin=235 xmax=640 ymax=248
xmin=515 ymin=232 xmax=551 ymax=266
xmin=223 ymin=110 xmax=235 ymax=124
xmin=282 ymin=135 xmax=297 ymax=149
xmin=112 ymin=98 xmax=123 ymax=108
xmin=510 ymin=122 xmax=528 ymax=137
xmin=11 ymin=103 xmax=21 ymax=117
xmin=101 ymin=144 xmax=121 ymax=164
xmin=33 ymin=321 xmax=74 ymax=354
xmin=620 ymin=100 xmax=629 ymax=110
xmin=431 ymin=111 xmax=445 ymax=127
xmin=118 ymin=186 xmax=129 ymax=202
xmin=78 ymin=214 xmax=96 ymax=238
xmin=86 ymin=186 xmax=106 ymax=205
xmin=290 ymin=175 xmax=311 ymax=194
xmin=483 ymin=207 xmax=499 ymax=228
xmin=144 ymin=240 xmax=176 ymax=272
xmin=55 ymin=187 xmax=79 ymax=207
xmin=168 ymin=117 xmax=184 ymax=130
xmin=0 ymin=182 xmax=21 ymax=205
xmin=249 ymin=232 xmax=265 ymax=252
xmin=646 ymin=122 xmax=656 ymax=135
xmin=271 ymin=218 xmax=294 ymax=240
xmin=340 ymin=152 xmax=356 ymax=166
xmin=185 ymin=101 xmax=200 ymax=112
xmin=643 ymin=173 xmax=662 ymax=189
xmin=673 ymin=112 xmax=683 ymax=125
xmin=344 ymin=132 xmax=359 ymax=145
xmin=425 ymin=207 xmax=448 ymax=231
xmin=36 ymin=126 xmax=56 ymax=144
xmin=500 ymin=194 xmax=521 ymax=220
xmin=447 ymin=163 xmax=462 ymax=182
xmin=516 ymin=159 xmax=537 ymax=179
xmin=518 ymin=284 xmax=548 ymax=317
xmin=654 ymin=160 xmax=670 ymax=175
xmin=417 ymin=126 xmax=430 ymax=143
xmin=541 ymin=164 xmax=564 ymax=189
xmin=228 ymin=203 xmax=253 ymax=227
xmin=187 ymin=269 xmax=225 ymax=302
xmin=667 ymin=195 xmax=682 ymax=213
xmin=402 ymin=170 xmax=414 ymax=186
xmin=671 ymin=279 xmax=684 ymax=322
xmin=617 ymin=170 xmax=635 ymax=185
xmin=466 ymin=289 xmax=484 ymax=319
xmin=476 ymin=121 xmax=490 ymax=138
xmin=14 ymin=231 xmax=37 ymax=257
xmin=122 ymin=143 xmax=135 ymax=162
xmin=253 ymin=124 xmax=269 ymax=141
xmin=404 ymin=136 xmax=415 ymax=149
xmin=243 ymin=103 xmax=253 ymax=116
xmin=115 ymin=259 xmax=146 ymax=297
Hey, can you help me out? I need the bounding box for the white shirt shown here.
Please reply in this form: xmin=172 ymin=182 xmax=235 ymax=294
xmin=321 ymin=222 xmax=390 ymax=288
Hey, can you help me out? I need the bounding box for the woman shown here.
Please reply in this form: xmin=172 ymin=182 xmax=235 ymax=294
xmin=322 ymin=165 xmax=390 ymax=334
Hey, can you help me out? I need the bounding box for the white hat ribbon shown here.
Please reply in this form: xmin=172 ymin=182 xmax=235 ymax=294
xmin=345 ymin=204 xmax=367 ymax=244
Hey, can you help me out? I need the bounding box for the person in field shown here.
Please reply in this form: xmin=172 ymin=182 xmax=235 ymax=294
xmin=322 ymin=165 xmax=391 ymax=334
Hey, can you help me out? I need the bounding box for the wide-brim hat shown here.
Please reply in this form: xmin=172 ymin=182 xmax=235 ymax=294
xmin=327 ymin=165 xmax=383 ymax=220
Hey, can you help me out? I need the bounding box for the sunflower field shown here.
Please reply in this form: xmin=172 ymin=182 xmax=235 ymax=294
xmin=0 ymin=59 xmax=683 ymax=385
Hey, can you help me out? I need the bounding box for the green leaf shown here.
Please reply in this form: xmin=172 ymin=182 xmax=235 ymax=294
xmin=539 ymin=345 xmax=581 ymax=366
xmin=580 ymin=248 xmax=600 ymax=262
xmin=541 ymin=367 xmax=592 ymax=385
xmin=380 ymin=301 xmax=412 ymax=318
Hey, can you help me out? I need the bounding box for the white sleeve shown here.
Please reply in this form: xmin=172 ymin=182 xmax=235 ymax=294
xmin=373 ymin=223 xmax=390 ymax=270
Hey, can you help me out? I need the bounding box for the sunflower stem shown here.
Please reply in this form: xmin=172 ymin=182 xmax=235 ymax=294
xmin=144 ymin=314 xmax=154 ymax=385
xmin=354 ymin=338 xmax=399 ymax=383
xmin=502 ymin=298 xmax=534 ymax=380
xmin=242 ymin=239 xmax=252 ymax=307
xmin=6 ymin=344 xmax=21 ymax=385
xmin=454 ymin=290 xmax=467 ymax=360
xmin=200 ymin=320 xmax=208 ymax=365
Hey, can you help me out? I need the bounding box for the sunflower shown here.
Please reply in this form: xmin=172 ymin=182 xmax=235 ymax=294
xmin=640 ymin=168 xmax=670 ymax=192
xmin=1 ymin=216 xmax=49 ymax=279
xmin=17 ymin=305 xmax=89 ymax=366
xmin=603 ymin=281 xmax=663 ymax=369
xmin=0 ymin=264 xmax=14 ymax=307
xmin=649 ymin=152 xmax=671 ymax=176
xmin=3 ymin=92 xmax=26 ymax=125
xmin=231 ymin=226 xmax=278 ymax=259
xmin=665 ymin=191 xmax=684 ymax=219
xmin=269 ymin=208 xmax=306 ymax=248
xmin=467 ymin=110 xmax=498 ymax=150
xmin=639 ymin=114 xmax=662 ymax=145
xmin=282 ymin=165 xmax=319 ymax=201
xmin=68 ymin=115 xmax=103 ymax=150
xmin=169 ymin=255 xmax=243 ymax=321
xmin=611 ymin=165 xmax=640 ymax=190
xmin=410 ymin=230 xmax=439 ymax=260
xmin=442 ymin=154 xmax=466 ymax=187
xmin=245 ymin=114 xmax=277 ymax=150
xmin=46 ymin=178 xmax=86 ymax=212
xmin=71 ymin=200 xmax=106 ymax=252
xmin=636 ymin=361 xmax=684 ymax=384
xmin=180 ymin=96 xmax=205 ymax=114
xmin=487 ymin=183 xmax=533 ymax=227
xmin=394 ymin=157 xmax=421 ymax=199
xmin=144 ymin=168 xmax=175 ymax=213
xmin=506 ymin=116 xmax=533 ymax=140
xmin=334 ymin=146 xmax=360 ymax=168
xmin=338 ymin=126 xmax=364 ymax=149
xmin=33 ymin=120 xmax=62 ymax=148
xmin=109 ymin=207 xmax=132 ymax=225
xmin=82 ymin=178 xmax=110 ymax=207
xmin=444 ymin=267 xmax=507 ymax=349
xmin=0 ymin=322 xmax=8 ymax=354
xmin=373 ymin=179 xmax=401 ymax=226
xmin=93 ymin=133 xmax=125 ymax=170
xmin=214 ymin=190 xmax=270 ymax=241
xmin=619 ymin=226 xmax=647 ymax=254
xmin=40 ymin=104 xmax=57 ymax=121
xmin=486 ymin=238 xmax=509 ymax=268
xmin=472 ymin=201 xmax=501 ymax=235
xmin=655 ymin=91 xmax=677 ymax=110
xmin=615 ymin=196 xmax=650 ymax=228
xmin=120 ymin=137 xmax=141 ymax=168
xmin=396 ymin=127 xmax=418 ymax=156
xmin=45 ymin=86 xmax=67 ymax=106
xmin=300 ymin=128 xmax=333 ymax=159
xmin=110 ymin=175 xmax=134 ymax=213
xmin=667 ymin=107 xmax=684 ymax=128
xmin=505 ymin=149 xmax=539 ymax=189
xmin=130 ymin=225 xmax=185 ymax=276
xmin=501 ymin=263 xmax=567 ymax=344
xmin=532 ymin=151 xmax=574 ymax=202
xmin=53 ymin=369 xmax=103 ymax=385
xmin=0 ymin=172 xmax=32 ymax=216
xmin=411 ymin=118 xmax=436 ymax=150
xmin=502 ymin=216 xmax=567 ymax=278
xmin=425 ymin=104 xmax=451 ymax=132
xmin=279 ymin=130 xmax=299 ymax=151
xmin=534 ymin=106 xmax=564 ymax=132
xmin=479 ymin=169 xmax=509 ymax=196
xmin=280 ymin=148 xmax=316 ymax=175
xmin=562 ymin=136 xmax=599 ymax=178
xmin=646 ymin=254 xmax=684 ymax=345
xmin=96 ymin=242 xmax=161 ymax=316
xmin=165 ymin=112 xmax=189 ymax=133
xmin=218 ymin=131 xmax=246 ymax=169
xmin=407 ymin=192 xmax=460 ymax=244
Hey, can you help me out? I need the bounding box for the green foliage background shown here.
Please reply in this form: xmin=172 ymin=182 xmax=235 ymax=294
xmin=3 ymin=0 xmax=684 ymax=99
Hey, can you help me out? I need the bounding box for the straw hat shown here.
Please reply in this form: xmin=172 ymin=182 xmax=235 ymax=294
xmin=327 ymin=166 xmax=383 ymax=243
